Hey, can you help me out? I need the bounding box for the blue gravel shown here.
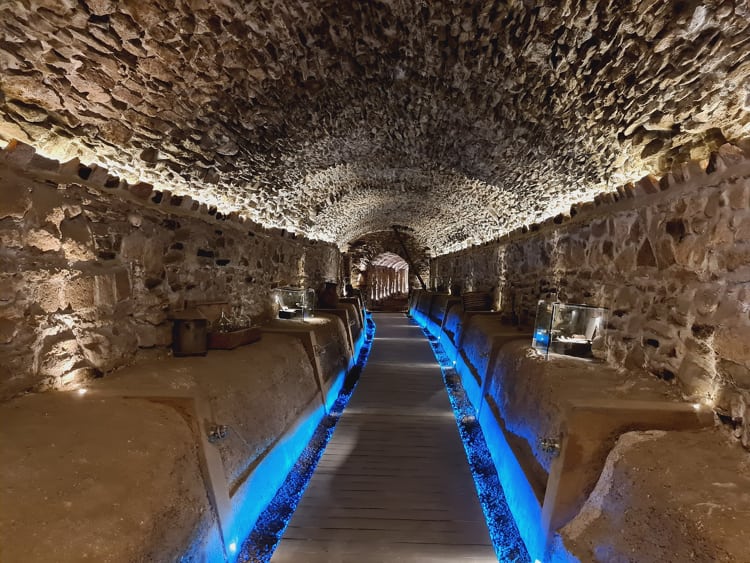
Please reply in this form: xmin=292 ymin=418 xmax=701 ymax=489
xmin=238 ymin=314 xmax=376 ymax=563
xmin=420 ymin=322 xmax=530 ymax=563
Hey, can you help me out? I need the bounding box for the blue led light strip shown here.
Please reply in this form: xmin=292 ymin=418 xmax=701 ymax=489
xmin=238 ymin=314 xmax=376 ymax=563
xmin=419 ymin=323 xmax=530 ymax=563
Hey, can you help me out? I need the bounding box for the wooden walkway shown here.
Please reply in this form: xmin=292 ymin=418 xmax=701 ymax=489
xmin=272 ymin=313 xmax=496 ymax=562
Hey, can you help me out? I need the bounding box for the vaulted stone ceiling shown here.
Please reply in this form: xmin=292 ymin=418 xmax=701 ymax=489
xmin=1 ymin=1 xmax=749 ymax=254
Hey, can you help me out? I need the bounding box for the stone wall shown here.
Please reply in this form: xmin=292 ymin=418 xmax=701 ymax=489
xmin=0 ymin=141 xmax=340 ymax=401
xmin=431 ymin=143 xmax=750 ymax=446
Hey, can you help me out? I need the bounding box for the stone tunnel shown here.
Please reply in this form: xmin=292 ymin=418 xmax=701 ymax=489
xmin=1 ymin=1 xmax=749 ymax=562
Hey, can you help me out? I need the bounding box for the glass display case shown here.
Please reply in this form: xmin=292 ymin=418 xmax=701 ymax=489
xmin=532 ymin=300 xmax=607 ymax=358
xmin=274 ymin=287 xmax=316 ymax=319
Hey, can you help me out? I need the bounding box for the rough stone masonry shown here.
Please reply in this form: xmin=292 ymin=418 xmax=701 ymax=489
xmin=432 ymin=144 xmax=750 ymax=448
xmin=0 ymin=143 xmax=339 ymax=400
xmin=0 ymin=1 xmax=748 ymax=254
xmin=1 ymin=1 xmax=750 ymax=437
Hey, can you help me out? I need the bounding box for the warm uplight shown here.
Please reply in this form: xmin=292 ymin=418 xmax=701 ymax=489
xmin=702 ymin=394 xmax=716 ymax=408
xmin=77 ymin=388 xmax=88 ymax=396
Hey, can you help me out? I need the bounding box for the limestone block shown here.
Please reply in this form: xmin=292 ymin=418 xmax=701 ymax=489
xmin=36 ymin=330 xmax=86 ymax=379
xmin=34 ymin=279 xmax=64 ymax=314
xmin=676 ymin=356 xmax=714 ymax=398
xmin=723 ymin=243 xmax=750 ymax=272
xmin=0 ymin=317 xmax=18 ymax=344
xmin=60 ymin=214 xmax=94 ymax=261
xmin=84 ymin=164 xmax=109 ymax=187
xmin=623 ymin=343 xmax=646 ymax=371
xmin=94 ymin=273 xmax=117 ymax=308
xmin=704 ymin=191 xmax=726 ymax=218
xmin=693 ymin=285 xmax=722 ymax=319
xmin=114 ymin=268 xmax=131 ymax=301
xmin=654 ymin=237 xmax=676 ymax=268
xmin=634 ymin=174 xmax=660 ymax=196
xmin=63 ymin=276 xmax=96 ymax=311
xmin=58 ymin=158 xmax=81 ymax=179
xmin=710 ymin=215 xmax=734 ymax=246
xmin=120 ymin=230 xmax=147 ymax=261
xmin=679 ymin=160 xmax=706 ymax=183
xmin=29 ymin=183 xmax=66 ymax=227
xmin=674 ymin=234 xmax=708 ymax=268
xmin=0 ymin=177 xmax=32 ymax=219
xmin=714 ymin=326 xmax=750 ymax=369
xmin=591 ymin=219 xmax=607 ymax=237
xmin=718 ymin=359 xmax=750 ymax=389
xmin=25 ymin=227 xmax=61 ymax=252
xmin=727 ymin=181 xmax=749 ymax=210
xmin=134 ymin=322 xmax=172 ymax=348
xmin=163 ymin=249 xmax=184 ymax=264
xmin=1 ymin=139 xmax=36 ymax=168
xmin=734 ymin=215 xmax=750 ymax=242
xmin=718 ymin=143 xmax=748 ymax=167
xmin=643 ymin=319 xmax=677 ymax=342
xmin=143 ymin=238 xmax=166 ymax=277
xmin=636 ymin=239 xmax=657 ymax=267
xmin=128 ymin=182 xmax=153 ymax=200
xmin=28 ymin=153 xmax=60 ymax=174
xmin=78 ymin=327 xmax=138 ymax=371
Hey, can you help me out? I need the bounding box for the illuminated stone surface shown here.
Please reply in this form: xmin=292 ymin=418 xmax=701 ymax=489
xmin=0 ymin=162 xmax=339 ymax=399
xmin=1 ymin=1 xmax=749 ymax=253
xmin=347 ymin=228 xmax=429 ymax=286
xmin=432 ymin=152 xmax=750 ymax=447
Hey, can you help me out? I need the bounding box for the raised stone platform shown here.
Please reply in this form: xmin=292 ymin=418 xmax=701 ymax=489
xmin=0 ymin=315 xmax=354 ymax=562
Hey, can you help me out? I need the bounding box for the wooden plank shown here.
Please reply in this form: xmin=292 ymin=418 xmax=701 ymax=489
xmin=285 ymin=516 xmax=490 ymax=535
xmin=282 ymin=526 xmax=493 ymax=545
xmin=271 ymin=313 xmax=495 ymax=562
xmin=272 ymin=539 xmax=498 ymax=563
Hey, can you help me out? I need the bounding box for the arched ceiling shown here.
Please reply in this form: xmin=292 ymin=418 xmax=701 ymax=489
xmin=371 ymin=252 xmax=409 ymax=271
xmin=347 ymin=228 xmax=429 ymax=275
xmin=1 ymin=1 xmax=749 ymax=254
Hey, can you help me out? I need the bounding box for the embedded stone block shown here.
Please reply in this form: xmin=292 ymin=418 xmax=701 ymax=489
xmin=25 ymin=228 xmax=62 ymax=252
xmin=727 ymin=182 xmax=749 ymax=210
xmin=714 ymin=326 xmax=750 ymax=369
xmin=60 ymin=214 xmax=94 ymax=261
xmin=134 ymin=322 xmax=172 ymax=348
xmin=64 ymin=276 xmax=96 ymax=310
xmin=128 ymin=182 xmax=153 ymax=200
xmin=634 ymin=174 xmax=660 ymax=196
xmin=1 ymin=139 xmax=36 ymax=168
xmin=0 ymin=317 xmax=18 ymax=344
xmin=34 ymin=279 xmax=64 ymax=314
xmin=36 ymin=331 xmax=85 ymax=379
xmin=0 ymin=178 xmax=32 ymax=219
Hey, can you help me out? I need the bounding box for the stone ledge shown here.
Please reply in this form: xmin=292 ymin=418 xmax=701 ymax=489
xmin=0 ymin=331 xmax=337 ymax=562
xmin=560 ymin=428 xmax=750 ymax=563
